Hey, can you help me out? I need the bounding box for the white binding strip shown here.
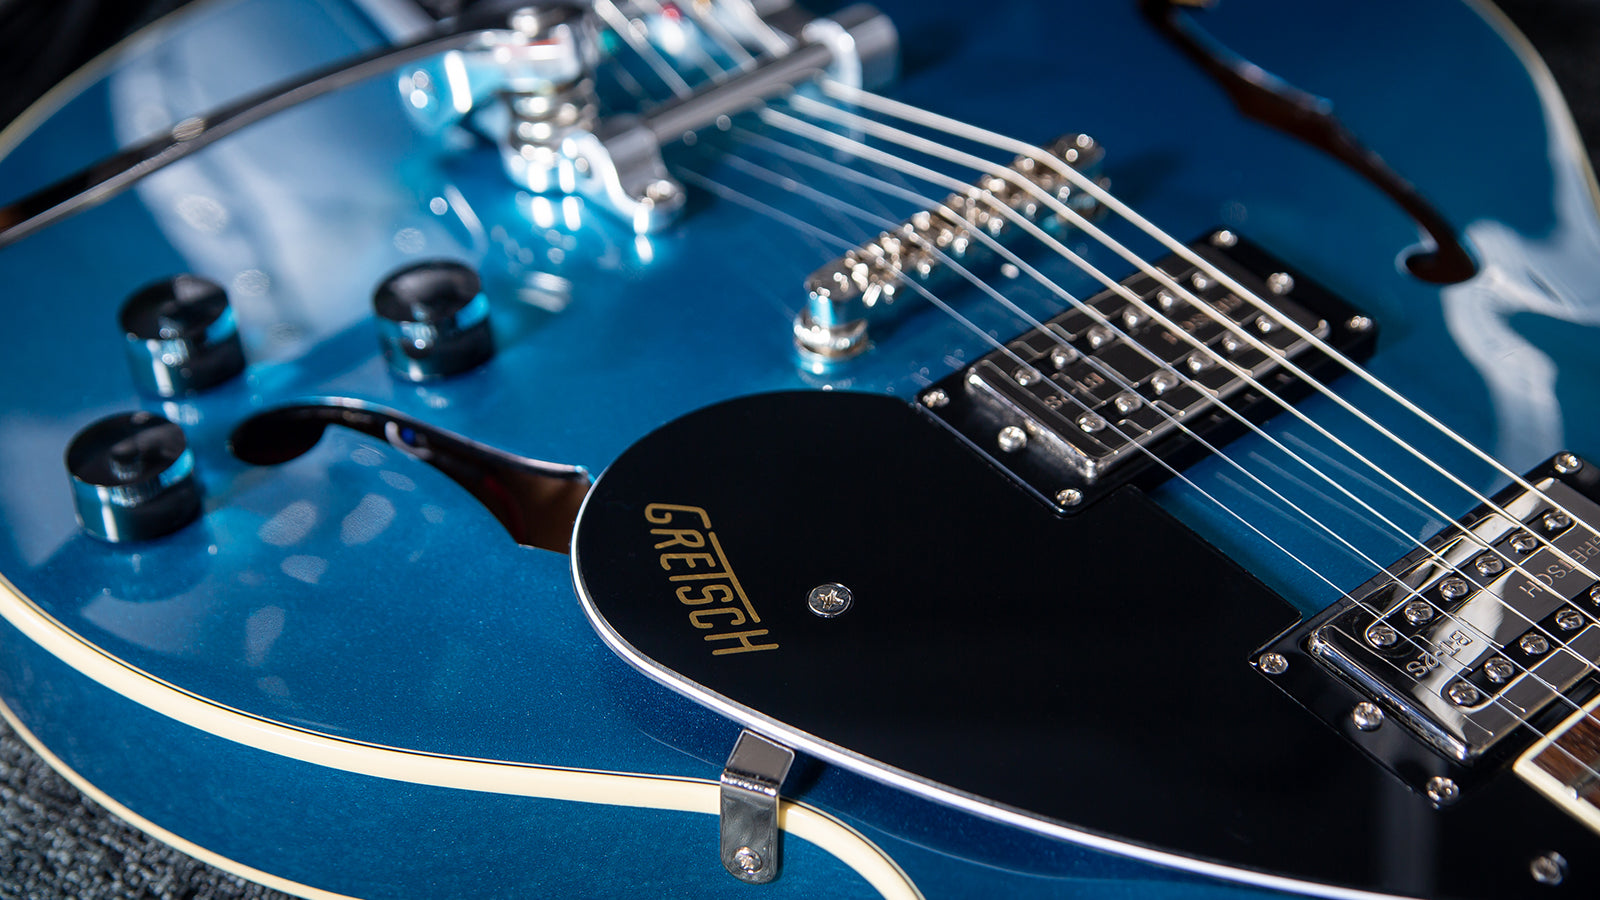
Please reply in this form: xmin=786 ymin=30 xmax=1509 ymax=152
xmin=0 ymin=698 xmax=362 ymax=900
xmin=0 ymin=572 xmax=922 ymax=900
xmin=570 ymin=500 xmax=1406 ymax=900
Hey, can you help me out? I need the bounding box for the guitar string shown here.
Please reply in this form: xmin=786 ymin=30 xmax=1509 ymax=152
xmin=640 ymin=0 xmax=1600 ymax=610
xmin=671 ymin=149 xmax=1600 ymax=781
xmin=696 ymin=137 xmax=1600 ymax=761
xmin=810 ymin=82 xmax=1600 ymax=582
xmin=615 ymin=5 xmax=1600 ymax=764
xmin=749 ymin=102 xmax=1600 ymax=696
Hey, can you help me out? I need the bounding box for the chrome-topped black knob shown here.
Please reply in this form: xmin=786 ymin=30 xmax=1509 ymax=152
xmin=120 ymin=275 xmax=246 ymax=397
xmin=373 ymin=260 xmax=494 ymax=381
xmin=65 ymin=411 xmax=202 ymax=543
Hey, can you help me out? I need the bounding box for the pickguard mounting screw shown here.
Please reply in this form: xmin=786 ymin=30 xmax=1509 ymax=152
xmin=1555 ymin=453 xmax=1582 ymax=475
xmin=1055 ymin=488 xmax=1084 ymax=508
xmin=1351 ymin=701 xmax=1384 ymax=732
xmin=1258 ymin=652 xmax=1288 ymax=675
xmin=1530 ymin=851 xmax=1567 ymax=886
xmin=1425 ymin=776 xmax=1460 ymax=806
xmin=733 ymin=846 xmax=764 ymax=875
xmin=807 ymin=583 xmax=853 ymax=618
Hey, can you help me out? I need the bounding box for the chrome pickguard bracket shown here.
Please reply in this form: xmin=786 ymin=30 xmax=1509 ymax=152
xmin=719 ymin=730 xmax=795 ymax=884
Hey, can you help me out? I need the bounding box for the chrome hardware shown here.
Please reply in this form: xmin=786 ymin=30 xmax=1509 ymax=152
xmin=997 ymin=426 xmax=1028 ymax=453
xmin=1209 ymin=229 xmax=1238 ymax=248
xmin=1266 ymin=272 xmax=1295 ymax=294
xmin=1351 ymin=701 xmax=1384 ymax=731
xmin=1302 ymin=476 xmax=1600 ymax=762
xmin=1530 ymin=852 xmax=1567 ymax=886
xmin=796 ymin=134 xmax=1105 ymax=361
xmin=807 ymin=583 xmax=853 ymax=617
xmin=1555 ymin=453 xmax=1583 ymax=475
xmin=920 ymin=388 xmax=950 ymax=409
xmin=1258 ymin=652 xmax=1289 ymax=675
xmin=1054 ymin=488 xmax=1084 ymax=508
xmin=1425 ymin=776 xmax=1460 ymax=805
xmin=1345 ymin=314 xmax=1374 ymax=333
xmin=720 ymin=731 xmax=795 ymax=884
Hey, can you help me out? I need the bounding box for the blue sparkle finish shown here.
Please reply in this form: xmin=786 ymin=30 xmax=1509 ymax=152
xmin=0 ymin=0 xmax=1598 ymax=896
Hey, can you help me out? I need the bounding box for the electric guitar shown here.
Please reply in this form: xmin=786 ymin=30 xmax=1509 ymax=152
xmin=2 ymin=0 xmax=1599 ymax=897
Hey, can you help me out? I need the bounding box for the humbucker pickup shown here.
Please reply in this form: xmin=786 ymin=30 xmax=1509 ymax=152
xmin=1260 ymin=453 xmax=1600 ymax=806
xmin=919 ymin=232 xmax=1377 ymax=511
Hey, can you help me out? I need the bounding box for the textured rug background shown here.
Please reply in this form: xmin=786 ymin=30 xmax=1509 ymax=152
xmin=2 ymin=1 xmax=1598 ymax=897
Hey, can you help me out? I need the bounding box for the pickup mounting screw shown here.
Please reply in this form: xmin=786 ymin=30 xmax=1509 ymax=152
xmin=1425 ymin=776 xmax=1460 ymax=806
xmin=1258 ymin=652 xmax=1288 ymax=675
xmin=1366 ymin=623 xmax=1400 ymax=649
xmin=1054 ymin=488 xmax=1084 ymax=508
xmin=733 ymin=846 xmax=764 ymax=875
xmin=997 ymin=425 xmax=1028 ymax=453
xmin=1351 ymin=701 xmax=1384 ymax=731
xmin=1530 ymin=851 xmax=1567 ymax=886
xmin=920 ymin=388 xmax=950 ymax=409
xmin=1555 ymin=453 xmax=1582 ymax=475
xmin=807 ymin=583 xmax=853 ymax=618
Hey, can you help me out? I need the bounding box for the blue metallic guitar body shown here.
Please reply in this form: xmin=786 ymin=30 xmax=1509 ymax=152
xmin=2 ymin=0 xmax=1600 ymax=897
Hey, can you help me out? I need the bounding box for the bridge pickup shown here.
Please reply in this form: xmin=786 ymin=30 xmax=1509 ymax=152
xmin=1259 ymin=454 xmax=1600 ymax=804
xmin=920 ymin=232 xmax=1376 ymax=511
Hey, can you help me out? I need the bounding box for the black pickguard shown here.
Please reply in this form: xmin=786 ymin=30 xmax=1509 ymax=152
xmin=574 ymin=389 xmax=1599 ymax=899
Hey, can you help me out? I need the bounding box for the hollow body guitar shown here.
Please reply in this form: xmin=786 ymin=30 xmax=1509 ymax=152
xmin=2 ymin=0 xmax=1600 ymax=897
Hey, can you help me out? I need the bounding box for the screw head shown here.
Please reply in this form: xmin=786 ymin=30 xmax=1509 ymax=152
xmin=1055 ymin=488 xmax=1084 ymax=508
xmin=1259 ymin=652 xmax=1289 ymax=675
xmin=1345 ymin=314 xmax=1373 ymax=333
xmin=807 ymin=583 xmax=853 ymax=618
xmin=1403 ymin=599 xmax=1436 ymax=625
xmin=1556 ymin=608 xmax=1585 ymax=632
xmin=1438 ymin=576 xmax=1470 ymax=601
xmin=997 ymin=425 xmax=1028 ymax=453
xmin=1425 ymin=776 xmax=1460 ymax=805
xmin=1484 ymin=657 xmax=1516 ymax=684
xmin=1555 ymin=453 xmax=1583 ymax=475
xmin=733 ymin=846 xmax=764 ymax=875
xmin=1266 ymin=272 xmax=1295 ymax=295
xmin=1447 ymin=681 xmax=1482 ymax=707
xmin=1351 ymin=701 xmax=1384 ymax=731
xmin=1510 ymin=530 xmax=1539 ymax=553
xmin=1367 ymin=622 xmax=1400 ymax=649
xmin=1210 ymin=229 xmax=1238 ymax=248
xmin=1530 ymin=851 xmax=1567 ymax=886
xmin=1475 ymin=554 xmax=1505 ymax=576
xmin=1543 ymin=511 xmax=1572 ymax=531
xmin=1520 ymin=633 xmax=1551 ymax=655
xmin=920 ymin=388 xmax=950 ymax=409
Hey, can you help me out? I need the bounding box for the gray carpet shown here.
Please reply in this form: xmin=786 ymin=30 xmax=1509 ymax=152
xmin=2 ymin=1 xmax=1598 ymax=897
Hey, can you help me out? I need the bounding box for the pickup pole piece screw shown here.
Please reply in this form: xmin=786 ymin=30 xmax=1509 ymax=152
xmin=1520 ymin=633 xmax=1550 ymax=656
xmin=1425 ymin=776 xmax=1460 ymax=806
xmin=997 ymin=425 xmax=1027 ymax=453
xmin=807 ymin=583 xmax=853 ymax=617
xmin=1266 ymin=272 xmax=1295 ymax=295
xmin=920 ymin=388 xmax=949 ymax=409
xmin=1351 ymin=701 xmax=1384 ymax=731
xmin=1543 ymin=511 xmax=1571 ymax=531
xmin=1345 ymin=315 xmax=1373 ymax=333
xmin=1590 ymin=584 xmax=1600 ymax=606
xmin=1447 ymin=681 xmax=1481 ymax=707
xmin=1556 ymin=609 xmax=1584 ymax=631
xmin=1366 ymin=622 xmax=1400 ymax=649
xmin=1484 ymin=657 xmax=1516 ymax=684
xmin=1402 ymin=600 xmax=1435 ymax=625
xmin=1475 ymin=554 xmax=1505 ymax=576
xmin=1258 ymin=652 xmax=1288 ymax=675
xmin=1210 ymin=229 xmax=1238 ymax=248
xmin=1510 ymin=531 xmax=1539 ymax=553
xmin=1555 ymin=453 xmax=1582 ymax=475
xmin=1438 ymin=576 xmax=1469 ymax=601
xmin=1530 ymin=852 xmax=1567 ymax=886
